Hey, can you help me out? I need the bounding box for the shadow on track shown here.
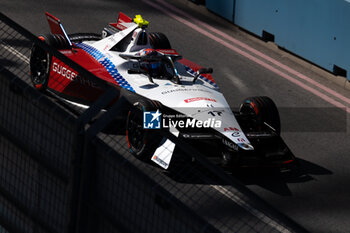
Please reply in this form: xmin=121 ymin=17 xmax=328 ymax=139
xmin=0 ymin=58 xmax=20 ymax=67
xmin=230 ymin=158 xmax=332 ymax=196
xmin=164 ymin=154 xmax=332 ymax=197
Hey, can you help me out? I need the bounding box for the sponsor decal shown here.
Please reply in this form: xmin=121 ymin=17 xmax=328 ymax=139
xmin=108 ymin=36 xmax=117 ymax=44
xmin=181 ymin=134 xmax=214 ymax=139
xmin=181 ymin=133 xmax=216 ymax=139
xmin=184 ymin=97 xmax=216 ymax=103
xmin=231 ymin=132 xmax=240 ymax=137
xmin=52 ymin=62 xmax=77 ymax=80
xmin=161 ymin=88 xmax=211 ymax=95
xmin=237 ymin=138 xmax=246 ymax=142
xmin=222 ymin=138 xmax=239 ymax=151
xmin=224 ymin=127 xmax=239 ymax=131
xmin=60 ymin=50 xmax=74 ymax=55
xmin=156 ymin=49 xmax=179 ymax=55
xmin=52 ymin=62 xmax=98 ymax=87
xmin=152 ymin=156 xmax=168 ymax=168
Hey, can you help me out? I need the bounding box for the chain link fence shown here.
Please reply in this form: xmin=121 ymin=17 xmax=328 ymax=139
xmin=0 ymin=12 xmax=308 ymax=233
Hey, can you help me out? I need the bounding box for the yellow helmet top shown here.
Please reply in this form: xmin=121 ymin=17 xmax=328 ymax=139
xmin=133 ymin=15 xmax=149 ymax=28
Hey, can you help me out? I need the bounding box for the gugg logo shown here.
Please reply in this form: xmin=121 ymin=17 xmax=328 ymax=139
xmin=52 ymin=62 xmax=77 ymax=80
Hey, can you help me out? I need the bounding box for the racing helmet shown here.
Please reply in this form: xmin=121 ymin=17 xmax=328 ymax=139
xmin=139 ymin=48 xmax=162 ymax=77
xmin=139 ymin=48 xmax=158 ymax=57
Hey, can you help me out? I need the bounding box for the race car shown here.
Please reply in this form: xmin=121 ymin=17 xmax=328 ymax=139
xmin=29 ymin=12 xmax=296 ymax=169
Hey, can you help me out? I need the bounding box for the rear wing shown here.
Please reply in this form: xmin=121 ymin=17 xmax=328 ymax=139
xmin=103 ymin=12 xmax=135 ymax=38
xmin=106 ymin=12 xmax=134 ymax=32
xmin=45 ymin=12 xmax=72 ymax=46
xmin=109 ymin=12 xmax=149 ymax=31
xmin=114 ymin=12 xmax=133 ymax=30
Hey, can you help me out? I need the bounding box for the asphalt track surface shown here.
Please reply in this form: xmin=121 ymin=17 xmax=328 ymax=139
xmin=2 ymin=0 xmax=350 ymax=232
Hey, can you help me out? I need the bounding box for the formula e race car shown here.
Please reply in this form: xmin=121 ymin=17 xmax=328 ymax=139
xmin=29 ymin=12 xmax=296 ymax=169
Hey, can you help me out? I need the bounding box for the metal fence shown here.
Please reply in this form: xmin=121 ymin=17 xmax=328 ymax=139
xmin=0 ymin=12 xmax=308 ymax=233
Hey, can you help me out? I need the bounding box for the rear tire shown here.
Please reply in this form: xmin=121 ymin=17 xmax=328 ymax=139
xmin=30 ymin=34 xmax=69 ymax=91
xmin=239 ymin=96 xmax=281 ymax=135
xmin=40 ymin=34 xmax=70 ymax=50
xmin=149 ymin=32 xmax=171 ymax=49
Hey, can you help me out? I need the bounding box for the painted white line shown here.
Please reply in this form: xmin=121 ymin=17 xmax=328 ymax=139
xmin=155 ymin=0 xmax=350 ymax=106
xmin=143 ymin=0 xmax=350 ymax=114
xmin=0 ymin=41 xmax=29 ymax=64
xmin=211 ymin=185 xmax=291 ymax=233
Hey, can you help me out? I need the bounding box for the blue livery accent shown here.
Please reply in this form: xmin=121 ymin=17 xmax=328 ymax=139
xmin=76 ymin=43 xmax=135 ymax=92
xmin=184 ymin=65 xmax=219 ymax=89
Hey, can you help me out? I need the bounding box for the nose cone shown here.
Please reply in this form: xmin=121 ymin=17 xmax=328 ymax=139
xmin=237 ymin=143 xmax=254 ymax=150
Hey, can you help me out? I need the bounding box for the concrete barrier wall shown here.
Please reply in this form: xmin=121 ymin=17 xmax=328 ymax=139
xmin=207 ymin=0 xmax=350 ymax=80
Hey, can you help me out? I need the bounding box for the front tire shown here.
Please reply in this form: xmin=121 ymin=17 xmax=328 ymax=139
xmin=149 ymin=32 xmax=172 ymax=49
xmin=126 ymin=100 xmax=163 ymax=161
xmin=239 ymin=96 xmax=281 ymax=135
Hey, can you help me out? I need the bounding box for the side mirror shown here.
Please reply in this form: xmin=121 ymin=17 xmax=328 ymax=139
xmin=193 ymin=67 xmax=213 ymax=83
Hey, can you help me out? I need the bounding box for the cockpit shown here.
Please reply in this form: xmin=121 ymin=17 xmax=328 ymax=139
xmin=120 ymin=48 xmax=183 ymax=84
xmin=103 ymin=14 xmax=213 ymax=84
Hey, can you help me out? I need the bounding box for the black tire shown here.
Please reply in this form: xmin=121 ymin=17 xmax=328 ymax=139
xmin=126 ymin=99 xmax=163 ymax=161
xmin=29 ymin=34 xmax=69 ymax=91
xmin=41 ymin=34 xmax=71 ymax=50
xmin=68 ymin=33 xmax=101 ymax=43
xmin=148 ymin=32 xmax=171 ymax=49
xmin=239 ymin=96 xmax=281 ymax=135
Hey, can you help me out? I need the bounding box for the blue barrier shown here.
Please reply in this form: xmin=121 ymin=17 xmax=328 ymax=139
xmin=207 ymin=0 xmax=350 ymax=80
xmin=206 ymin=0 xmax=235 ymax=22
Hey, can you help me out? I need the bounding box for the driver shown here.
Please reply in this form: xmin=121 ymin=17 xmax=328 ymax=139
xmin=138 ymin=48 xmax=164 ymax=78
